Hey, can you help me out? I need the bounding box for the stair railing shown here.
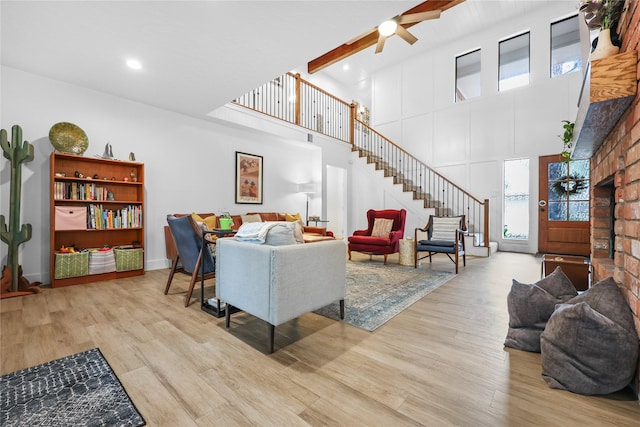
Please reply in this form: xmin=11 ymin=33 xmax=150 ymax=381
xmin=233 ymin=73 xmax=489 ymax=247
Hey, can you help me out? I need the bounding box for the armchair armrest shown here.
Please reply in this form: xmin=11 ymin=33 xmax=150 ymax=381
xmin=389 ymin=229 xmax=403 ymax=244
xmin=353 ymin=229 xmax=370 ymax=236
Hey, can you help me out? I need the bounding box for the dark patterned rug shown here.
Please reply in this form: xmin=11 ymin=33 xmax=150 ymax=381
xmin=1 ymin=348 xmax=145 ymax=427
xmin=315 ymin=261 xmax=455 ymax=331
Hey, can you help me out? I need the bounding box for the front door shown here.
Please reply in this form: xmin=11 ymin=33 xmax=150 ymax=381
xmin=538 ymin=155 xmax=590 ymax=256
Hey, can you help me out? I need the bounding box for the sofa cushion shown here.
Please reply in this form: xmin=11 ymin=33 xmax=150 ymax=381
xmin=540 ymin=277 xmax=639 ymax=395
xmin=371 ymin=218 xmax=394 ymax=237
xmin=192 ymin=213 xmax=217 ymax=230
xmin=265 ymin=222 xmax=298 ymax=246
xmin=241 ymin=214 xmax=262 ymax=224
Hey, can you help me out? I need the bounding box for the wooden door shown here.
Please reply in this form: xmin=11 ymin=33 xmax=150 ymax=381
xmin=538 ymin=155 xmax=590 ymax=256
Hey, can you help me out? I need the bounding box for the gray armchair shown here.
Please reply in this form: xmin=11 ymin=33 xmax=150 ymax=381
xmin=414 ymin=215 xmax=466 ymax=273
xmin=216 ymin=238 xmax=346 ymax=353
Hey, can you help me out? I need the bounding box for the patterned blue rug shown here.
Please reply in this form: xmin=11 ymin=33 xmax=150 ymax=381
xmin=1 ymin=348 xmax=145 ymax=427
xmin=315 ymin=261 xmax=455 ymax=331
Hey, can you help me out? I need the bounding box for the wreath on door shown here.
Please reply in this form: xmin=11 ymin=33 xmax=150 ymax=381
xmin=552 ymin=173 xmax=589 ymax=195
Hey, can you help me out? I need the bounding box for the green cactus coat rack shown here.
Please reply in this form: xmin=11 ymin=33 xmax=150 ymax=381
xmin=1 ymin=125 xmax=40 ymax=295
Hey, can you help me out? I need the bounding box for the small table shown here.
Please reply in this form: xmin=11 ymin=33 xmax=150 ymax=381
xmin=200 ymin=228 xmax=237 ymax=318
xmin=307 ymin=219 xmax=329 ymax=227
xmin=399 ymin=239 xmax=415 ymax=266
xmin=541 ymin=254 xmax=591 ymax=291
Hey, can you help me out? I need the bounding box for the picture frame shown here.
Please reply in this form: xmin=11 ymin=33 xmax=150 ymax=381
xmin=235 ymin=151 xmax=263 ymax=204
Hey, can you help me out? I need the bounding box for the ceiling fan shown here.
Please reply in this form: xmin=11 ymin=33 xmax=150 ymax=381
xmin=348 ymin=10 xmax=442 ymax=54
xmin=308 ymin=0 xmax=465 ymax=74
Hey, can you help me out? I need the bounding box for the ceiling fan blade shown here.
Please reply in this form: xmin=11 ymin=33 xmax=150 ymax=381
xmin=375 ymin=34 xmax=386 ymax=54
xmin=398 ymin=10 xmax=442 ymax=24
xmin=395 ymin=26 xmax=418 ymax=45
xmin=346 ymin=27 xmax=376 ymax=45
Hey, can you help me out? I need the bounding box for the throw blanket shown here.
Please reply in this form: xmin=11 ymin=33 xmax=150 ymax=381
xmin=234 ymin=222 xmax=279 ymax=243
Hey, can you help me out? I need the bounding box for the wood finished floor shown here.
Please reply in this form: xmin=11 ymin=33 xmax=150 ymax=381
xmin=1 ymin=251 xmax=639 ymax=426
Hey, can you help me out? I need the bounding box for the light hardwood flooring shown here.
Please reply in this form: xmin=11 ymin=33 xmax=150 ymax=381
xmin=1 ymin=251 xmax=639 ymax=426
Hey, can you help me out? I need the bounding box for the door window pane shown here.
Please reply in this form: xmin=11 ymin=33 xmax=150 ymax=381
xmin=551 ymin=15 xmax=581 ymax=78
xmin=503 ymin=158 xmax=529 ymax=239
xmin=456 ymin=49 xmax=481 ymax=102
xmin=548 ymin=159 xmax=590 ymax=221
xmin=499 ymin=32 xmax=530 ymax=91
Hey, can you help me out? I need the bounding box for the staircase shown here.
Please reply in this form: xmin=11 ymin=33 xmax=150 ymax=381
xmin=352 ymin=120 xmax=493 ymax=254
xmin=232 ymin=72 xmax=494 ymax=255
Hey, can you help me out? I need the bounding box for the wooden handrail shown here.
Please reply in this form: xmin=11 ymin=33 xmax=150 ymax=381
xmin=354 ymin=118 xmax=486 ymax=205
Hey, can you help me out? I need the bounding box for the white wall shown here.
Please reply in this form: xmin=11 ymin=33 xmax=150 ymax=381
xmin=370 ymin=2 xmax=583 ymax=253
xmin=0 ymin=66 xmax=337 ymax=284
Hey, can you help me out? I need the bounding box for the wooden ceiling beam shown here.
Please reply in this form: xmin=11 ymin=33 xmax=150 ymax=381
xmin=308 ymin=0 xmax=465 ymax=74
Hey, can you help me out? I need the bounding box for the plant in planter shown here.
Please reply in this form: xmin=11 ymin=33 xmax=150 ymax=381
xmin=559 ymin=120 xmax=574 ymax=163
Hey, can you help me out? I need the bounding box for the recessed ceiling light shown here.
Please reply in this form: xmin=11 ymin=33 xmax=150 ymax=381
xmin=126 ymin=59 xmax=143 ymax=70
xmin=343 ymin=64 xmax=350 ymax=71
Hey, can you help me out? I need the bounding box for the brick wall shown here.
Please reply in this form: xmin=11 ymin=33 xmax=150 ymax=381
xmin=590 ymin=0 xmax=640 ymax=395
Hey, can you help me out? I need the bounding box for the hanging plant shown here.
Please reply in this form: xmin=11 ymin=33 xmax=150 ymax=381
xmin=558 ymin=120 xmax=574 ymax=163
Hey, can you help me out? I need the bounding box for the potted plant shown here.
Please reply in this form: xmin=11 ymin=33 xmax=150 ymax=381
xmin=559 ymin=120 xmax=574 ymax=163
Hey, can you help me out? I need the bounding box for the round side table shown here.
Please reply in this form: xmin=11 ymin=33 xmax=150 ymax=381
xmin=399 ymin=238 xmax=415 ymax=266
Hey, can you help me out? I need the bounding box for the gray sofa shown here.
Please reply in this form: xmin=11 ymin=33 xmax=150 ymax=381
xmin=216 ymin=237 xmax=346 ymax=353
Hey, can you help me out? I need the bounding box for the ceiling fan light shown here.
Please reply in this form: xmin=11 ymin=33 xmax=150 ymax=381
xmin=378 ymin=20 xmax=397 ymax=37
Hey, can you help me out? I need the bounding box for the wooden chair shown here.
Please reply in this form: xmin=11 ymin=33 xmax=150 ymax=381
xmin=165 ymin=215 xmax=216 ymax=307
xmin=414 ymin=215 xmax=466 ymax=273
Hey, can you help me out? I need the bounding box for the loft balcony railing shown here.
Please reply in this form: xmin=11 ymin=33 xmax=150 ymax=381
xmin=233 ymin=73 xmax=490 ymax=247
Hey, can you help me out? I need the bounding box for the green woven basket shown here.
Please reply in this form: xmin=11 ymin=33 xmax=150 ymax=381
xmin=114 ymin=246 xmax=143 ymax=272
xmin=54 ymin=251 xmax=89 ymax=279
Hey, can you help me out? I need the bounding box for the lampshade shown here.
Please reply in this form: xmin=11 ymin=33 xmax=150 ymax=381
xmin=298 ymin=183 xmax=316 ymax=194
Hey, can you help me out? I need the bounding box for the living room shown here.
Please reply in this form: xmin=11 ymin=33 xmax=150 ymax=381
xmin=2 ymin=0 xmax=640 ymax=425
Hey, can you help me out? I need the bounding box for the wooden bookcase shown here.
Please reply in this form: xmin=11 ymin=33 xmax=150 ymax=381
xmin=50 ymin=153 xmax=145 ymax=287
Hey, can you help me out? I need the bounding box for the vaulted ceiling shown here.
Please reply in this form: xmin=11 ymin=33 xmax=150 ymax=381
xmin=1 ymin=1 xmax=566 ymax=120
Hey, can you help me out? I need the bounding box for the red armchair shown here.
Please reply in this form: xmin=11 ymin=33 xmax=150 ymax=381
xmin=348 ymin=209 xmax=407 ymax=264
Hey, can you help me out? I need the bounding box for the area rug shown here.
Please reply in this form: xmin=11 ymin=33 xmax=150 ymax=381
xmin=1 ymin=348 xmax=145 ymax=427
xmin=314 ymin=261 xmax=455 ymax=331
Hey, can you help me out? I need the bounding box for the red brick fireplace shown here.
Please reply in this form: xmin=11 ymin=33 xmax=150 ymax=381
xmin=589 ymin=0 xmax=640 ymax=394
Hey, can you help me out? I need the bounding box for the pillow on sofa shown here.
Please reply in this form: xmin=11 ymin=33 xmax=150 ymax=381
xmin=504 ymin=267 xmax=577 ymax=352
xmin=192 ymin=213 xmax=217 ymax=230
xmin=265 ymin=222 xmax=298 ymax=246
xmin=371 ymin=218 xmax=393 ymax=237
xmin=541 ymin=277 xmax=639 ymax=395
xmin=241 ymin=214 xmax=262 ymax=224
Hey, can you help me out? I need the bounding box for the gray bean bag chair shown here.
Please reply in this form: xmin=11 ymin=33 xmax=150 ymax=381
xmin=541 ymin=277 xmax=639 ymax=395
xmin=504 ymin=267 xmax=577 ymax=352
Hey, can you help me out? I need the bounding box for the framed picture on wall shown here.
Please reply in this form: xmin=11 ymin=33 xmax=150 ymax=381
xmin=235 ymin=151 xmax=263 ymax=204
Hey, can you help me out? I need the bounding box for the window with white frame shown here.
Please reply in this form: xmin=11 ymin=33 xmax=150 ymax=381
xmin=551 ymin=15 xmax=582 ymax=78
xmin=499 ymin=32 xmax=530 ymax=91
xmin=455 ymin=49 xmax=481 ymax=102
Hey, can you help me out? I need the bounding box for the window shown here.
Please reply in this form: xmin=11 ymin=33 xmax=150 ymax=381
xmin=504 ymin=158 xmax=530 ymax=239
xmin=551 ymin=15 xmax=581 ymax=78
xmin=455 ymin=49 xmax=481 ymax=102
xmin=547 ymin=159 xmax=590 ymax=221
xmin=499 ymin=32 xmax=530 ymax=91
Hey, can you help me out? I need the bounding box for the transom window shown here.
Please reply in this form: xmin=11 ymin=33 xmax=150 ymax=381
xmin=499 ymin=32 xmax=530 ymax=91
xmin=551 ymin=15 xmax=582 ymax=78
xmin=455 ymin=49 xmax=481 ymax=102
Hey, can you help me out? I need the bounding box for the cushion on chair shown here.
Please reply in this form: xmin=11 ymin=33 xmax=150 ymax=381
xmin=431 ymin=216 xmax=462 ymax=241
xmin=348 ymin=235 xmax=391 ymax=246
xmin=264 ymin=223 xmax=298 ymax=246
xmin=540 ymin=277 xmax=639 ymax=395
xmin=504 ymin=267 xmax=577 ymax=352
xmin=371 ymin=218 xmax=394 ymax=237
